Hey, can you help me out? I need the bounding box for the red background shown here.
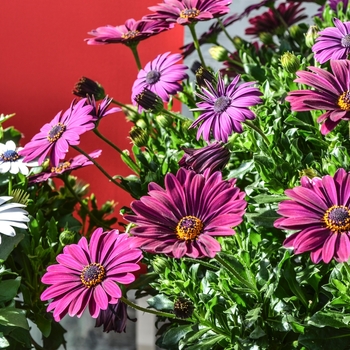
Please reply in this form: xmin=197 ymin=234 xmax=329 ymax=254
xmin=0 ymin=1 xmax=183 ymax=226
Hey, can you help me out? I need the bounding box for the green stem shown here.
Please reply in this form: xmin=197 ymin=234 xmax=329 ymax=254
xmin=244 ymin=120 xmax=270 ymax=145
xmin=161 ymin=107 xmax=187 ymax=121
xmin=235 ymin=233 xmax=243 ymax=250
xmin=93 ymin=128 xmax=140 ymax=174
xmin=188 ymin=23 xmax=206 ymax=68
xmin=129 ymin=44 xmax=142 ymax=71
xmin=8 ymin=175 xmax=12 ymax=196
xmin=183 ymin=257 xmax=220 ymax=270
xmin=112 ymin=99 xmax=138 ymax=114
xmin=72 ymin=145 xmax=124 ymax=190
xmin=343 ymin=262 xmax=350 ymax=278
xmin=217 ymin=18 xmax=237 ymax=47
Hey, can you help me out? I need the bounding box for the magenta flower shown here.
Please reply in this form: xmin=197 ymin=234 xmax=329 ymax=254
xmin=41 ymin=228 xmax=142 ymax=321
xmin=19 ymin=99 xmax=95 ymax=167
xmin=145 ymin=0 xmax=231 ymax=25
xmin=312 ymin=18 xmax=350 ymax=64
xmin=286 ymin=60 xmax=350 ymax=135
xmin=86 ymin=96 xmax=121 ymax=121
xmin=274 ymin=168 xmax=350 ymax=264
xmin=86 ymin=18 xmax=173 ymax=46
xmin=28 ymin=150 xmax=102 ymax=184
xmin=131 ymin=52 xmax=188 ymax=106
xmin=190 ymin=74 xmax=263 ymax=142
xmin=125 ymin=168 xmax=247 ymax=259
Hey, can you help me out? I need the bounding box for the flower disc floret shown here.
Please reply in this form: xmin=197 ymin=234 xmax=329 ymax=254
xmin=323 ymin=205 xmax=350 ymax=232
xmin=176 ymin=216 xmax=204 ymax=240
xmin=80 ymin=263 xmax=106 ymax=287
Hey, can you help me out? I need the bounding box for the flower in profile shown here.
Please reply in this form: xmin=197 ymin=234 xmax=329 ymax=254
xmin=0 ymin=196 xmax=29 ymax=244
xmin=274 ymin=168 xmax=350 ymax=264
xmin=190 ymin=74 xmax=263 ymax=142
xmin=28 ymin=150 xmax=102 ymax=184
xmin=86 ymin=18 xmax=173 ymax=46
xmin=191 ymin=61 xmax=215 ymax=88
xmin=178 ymin=142 xmax=230 ymax=175
xmin=95 ymin=301 xmax=135 ymax=333
xmin=41 ymin=228 xmax=142 ymax=321
xmin=245 ymin=3 xmax=307 ymax=37
xmin=286 ymin=60 xmax=350 ymax=134
xmin=86 ymin=96 xmax=121 ymax=121
xmin=73 ymin=77 xmax=105 ymax=100
xmin=145 ymin=0 xmax=232 ymax=25
xmin=312 ymin=18 xmax=350 ymax=64
xmin=131 ymin=52 xmax=188 ymax=105
xmin=0 ymin=141 xmax=37 ymax=175
xmin=19 ymin=99 xmax=95 ymax=167
xmin=125 ymin=168 xmax=247 ymax=259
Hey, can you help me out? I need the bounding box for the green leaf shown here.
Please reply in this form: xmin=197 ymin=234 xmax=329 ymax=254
xmin=161 ymin=325 xmax=193 ymax=348
xmin=0 ymin=308 xmax=29 ymax=330
xmin=0 ymin=333 xmax=9 ymax=348
xmin=147 ymin=294 xmax=174 ymax=311
xmin=0 ymin=278 xmax=21 ymax=303
xmin=35 ymin=314 xmax=51 ymax=338
xmin=0 ymin=232 xmax=25 ymax=262
xmin=185 ymin=335 xmax=226 ymax=350
xmin=308 ymin=311 xmax=350 ymax=329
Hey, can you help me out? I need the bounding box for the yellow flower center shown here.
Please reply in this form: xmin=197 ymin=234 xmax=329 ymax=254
xmin=51 ymin=161 xmax=71 ymax=173
xmin=80 ymin=262 xmax=106 ymax=288
xmin=323 ymin=205 xmax=350 ymax=232
xmin=337 ymin=91 xmax=350 ymax=111
xmin=122 ymin=30 xmax=140 ymax=40
xmin=175 ymin=215 xmax=203 ymax=241
xmin=180 ymin=8 xmax=200 ymax=19
xmin=47 ymin=122 xmax=66 ymax=143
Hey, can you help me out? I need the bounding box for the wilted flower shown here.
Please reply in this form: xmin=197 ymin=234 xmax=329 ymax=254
xmin=41 ymin=228 xmax=142 ymax=321
xmin=73 ymin=77 xmax=105 ymax=100
xmin=275 ymin=168 xmax=350 ymax=263
xmin=125 ymin=168 xmax=247 ymax=259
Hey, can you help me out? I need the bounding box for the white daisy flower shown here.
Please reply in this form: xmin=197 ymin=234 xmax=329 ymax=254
xmin=0 ymin=196 xmax=29 ymax=244
xmin=0 ymin=141 xmax=37 ymax=175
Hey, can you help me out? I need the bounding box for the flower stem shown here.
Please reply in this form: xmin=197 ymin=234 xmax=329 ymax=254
xmin=217 ymin=18 xmax=237 ymax=47
xmin=188 ymin=23 xmax=206 ymax=68
xmin=129 ymin=44 xmax=142 ymax=71
xmin=183 ymin=257 xmax=220 ymax=270
xmin=112 ymin=99 xmax=138 ymax=114
xmin=8 ymin=175 xmax=12 ymax=196
xmin=244 ymin=120 xmax=270 ymax=145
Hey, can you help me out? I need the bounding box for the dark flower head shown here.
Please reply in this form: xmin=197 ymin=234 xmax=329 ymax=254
xmin=274 ymin=168 xmax=350 ymax=264
xmin=245 ymin=3 xmax=307 ymax=37
xmin=178 ymin=142 xmax=230 ymax=175
xmin=19 ymin=99 xmax=95 ymax=167
xmin=86 ymin=18 xmax=173 ymax=46
xmin=190 ymin=74 xmax=263 ymax=142
xmin=286 ymin=60 xmax=350 ymax=134
xmin=28 ymin=150 xmax=102 ymax=184
xmin=41 ymin=228 xmax=142 ymax=321
xmin=86 ymin=96 xmax=121 ymax=121
xmin=191 ymin=61 xmax=216 ymax=87
xmin=129 ymin=126 xmax=149 ymax=147
xmin=173 ymin=297 xmax=194 ymax=319
xmin=134 ymin=89 xmax=164 ymax=113
xmin=125 ymin=168 xmax=247 ymax=259
xmin=145 ymin=0 xmax=232 ymax=25
xmin=312 ymin=18 xmax=350 ymax=64
xmin=73 ymin=77 xmax=105 ymax=100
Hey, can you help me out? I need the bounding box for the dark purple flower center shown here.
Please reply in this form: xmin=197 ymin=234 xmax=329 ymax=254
xmin=51 ymin=161 xmax=71 ymax=174
xmin=214 ymin=96 xmax=231 ymax=113
xmin=121 ymin=30 xmax=140 ymax=40
xmin=323 ymin=205 xmax=350 ymax=232
xmin=180 ymin=8 xmax=200 ymax=19
xmin=47 ymin=122 xmax=66 ymax=143
xmin=341 ymin=34 xmax=350 ymax=48
xmin=80 ymin=262 xmax=106 ymax=287
xmin=338 ymin=91 xmax=350 ymax=111
xmin=1 ymin=150 xmax=19 ymax=162
xmin=146 ymin=70 xmax=161 ymax=84
xmin=175 ymin=215 xmax=203 ymax=241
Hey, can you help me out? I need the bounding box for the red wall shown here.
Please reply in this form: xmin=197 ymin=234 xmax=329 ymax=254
xmin=0 ymin=1 xmax=183 ymax=226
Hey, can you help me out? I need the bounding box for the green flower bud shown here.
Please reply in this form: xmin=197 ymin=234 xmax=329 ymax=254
xmin=289 ymin=25 xmax=302 ymax=40
xmin=305 ymin=25 xmax=319 ymax=48
xmin=208 ymin=46 xmax=228 ymax=62
xmin=155 ymin=114 xmax=173 ymax=128
xmin=129 ymin=126 xmax=149 ymax=147
xmin=232 ymin=36 xmax=244 ymax=49
xmin=135 ymin=119 xmax=147 ymax=129
xmin=59 ymin=230 xmax=76 ymax=246
xmin=123 ymin=105 xmax=139 ymax=122
xmin=299 ymin=168 xmax=318 ymax=179
xmin=152 ymin=256 xmax=169 ymax=274
xmin=259 ymin=32 xmax=274 ymax=45
xmin=280 ymin=52 xmax=300 ymax=74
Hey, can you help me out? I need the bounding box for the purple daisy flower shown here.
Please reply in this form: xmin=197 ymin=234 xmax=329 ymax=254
xmin=86 ymin=96 xmax=121 ymax=121
xmin=86 ymin=18 xmax=173 ymax=46
xmin=274 ymin=168 xmax=350 ymax=264
xmin=190 ymin=74 xmax=263 ymax=143
xmin=286 ymin=60 xmax=350 ymax=135
xmin=41 ymin=228 xmax=142 ymax=321
xmin=145 ymin=0 xmax=231 ymax=25
xmin=125 ymin=168 xmax=247 ymax=259
xmin=178 ymin=142 xmax=230 ymax=175
xmin=19 ymin=99 xmax=95 ymax=167
xmin=131 ymin=52 xmax=188 ymax=106
xmin=28 ymin=150 xmax=102 ymax=184
xmin=312 ymin=18 xmax=350 ymax=64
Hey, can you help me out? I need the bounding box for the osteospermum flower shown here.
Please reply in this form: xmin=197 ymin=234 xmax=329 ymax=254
xmin=41 ymin=228 xmax=142 ymax=321
xmin=0 ymin=141 xmax=37 ymax=175
xmin=145 ymin=0 xmax=231 ymax=25
xmin=86 ymin=96 xmax=121 ymax=121
xmin=28 ymin=150 xmax=102 ymax=184
xmin=286 ymin=60 xmax=350 ymax=134
xmin=274 ymin=168 xmax=350 ymax=264
xmin=190 ymin=74 xmax=263 ymax=142
xmin=312 ymin=18 xmax=350 ymax=64
xmin=131 ymin=52 xmax=188 ymax=106
xmin=0 ymin=196 xmax=29 ymax=244
xmin=86 ymin=18 xmax=173 ymax=46
xmin=19 ymin=99 xmax=95 ymax=167
xmin=125 ymin=168 xmax=247 ymax=259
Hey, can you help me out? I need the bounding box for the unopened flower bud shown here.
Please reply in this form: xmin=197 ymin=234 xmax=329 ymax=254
xmin=232 ymin=36 xmax=244 ymax=49
xmin=305 ymin=25 xmax=319 ymax=48
xmin=73 ymin=76 xmax=105 ymax=100
xmin=280 ymin=52 xmax=300 ymax=74
xmin=155 ymin=114 xmax=173 ymax=128
xmin=299 ymin=168 xmax=318 ymax=179
xmin=129 ymin=126 xmax=148 ymax=147
xmin=135 ymin=119 xmax=147 ymax=129
xmin=123 ymin=105 xmax=139 ymax=122
xmin=173 ymin=297 xmax=194 ymax=319
xmin=59 ymin=230 xmax=76 ymax=246
xmin=209 ymin=46 xmax=229 ymax=62
xmin=134 ymin=89 xmax=164 ymax=113
xmin=289 ymin=25 xmax=302 ymax=40
xmin=259 ymin=32 xmax=274 ymax=45
xmin=152 ymin=256 xmax=169 ymax=274
xmin=191 ymin=61 xmax=215 ymax=87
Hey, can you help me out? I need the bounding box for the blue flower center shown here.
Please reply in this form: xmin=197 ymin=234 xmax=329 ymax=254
xmin=80 ymin=263 xmax=105 ymax=288
xmin=180 ymin=8 xmax=200 ymax=19
xmin=214 ymin=96 xmax=231 ymax=113
xmin=47 ymin=122 xmax=66 ymax=143
xmin=341 ymin=34 xmax=350 ymax=47
xmin=175 ymin=215 xmax=203 ymax=241
xmin=1 ymin=149 xmax=19 ymax=162
xmin=323 ymin=205 xmax=350 ymax=232
xmin=146 ymin=70 xmax=161 ymax=84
